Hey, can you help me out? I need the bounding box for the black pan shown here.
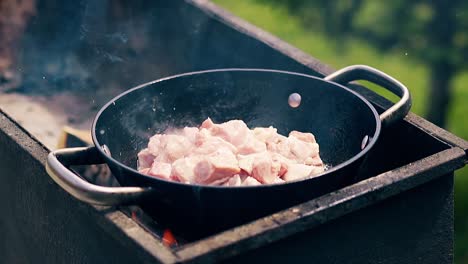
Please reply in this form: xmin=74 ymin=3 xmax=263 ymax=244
xmin=46 ymin=65 xmax=411 ymax=238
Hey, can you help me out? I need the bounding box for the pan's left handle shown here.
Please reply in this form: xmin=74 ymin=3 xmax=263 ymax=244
xmin=324 ymin=65 xmax=412 ymax=127
xmin=46 ymin=146 xmax=150 ymax=206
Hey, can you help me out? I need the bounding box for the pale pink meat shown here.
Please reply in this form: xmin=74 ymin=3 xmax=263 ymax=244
xmin=147 ymin=134 xmax=162 ymax=155
xmin=236 ymin=134 xmax=266 ymax=154
xmin=202 ymin=118 xmax=266 ymax=154
xmin=305 ymin=155 xmax=324 ymax=166
xmin=137 ymin=148 xmax=155 ymax=170
xmin=288 ymin=135 xmax=319 ymax=163
xmin=241 ymin=176 xmax=261 ymax=186
xmin=192 ymin=149 xmax=240 ymax=184
xmin=147 ymin=161 xmax=172 ymax=180
xmin=170 ymin=156 xmax=203 ymax=183
xmin=147 ymin=134 xmax=194 ymax=164
xmin=253 ymin=127 xmax=278 ymax=142
xmin=194 ymin=129 xmax=237 ymax=155
xmin=137 ymin=118 xmax=325 ymax=186
xmin=282 ymin=164 xmax=314 ymax=182
xmin=201 ymin=118 xmax=249 ymax=146
xmin=289 ymin=131 xmax=316 ymax=143
xmin=224 ymin=174 xmax=242 ymax=186
xmin=182 ymin=127 xmax=199 ymax=143
xmin=251 ymin=154 xmax=282 ymax=184
xmin=237 ymin=152 xmax=263 ymax=175
xmin=282 ymin=164 xmax=325 ymax=181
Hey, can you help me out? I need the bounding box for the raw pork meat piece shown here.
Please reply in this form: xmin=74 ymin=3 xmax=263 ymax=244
xmin=148 ymin=161 xmax=172 ymax=180
xmin=137 ymin=148 xmax=155 ymax=170
xmin=137 ymin=118 xmax=325 ymax=186
xmin=192 ymin=149 xmax=241 ymax=184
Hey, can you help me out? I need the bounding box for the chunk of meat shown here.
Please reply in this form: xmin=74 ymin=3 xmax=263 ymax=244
xmin=266 ymin=132 xmax=320 ymax=164
xmin=241 ymin=176 xmax=261 ymax=186
xmin=170 ymin=156 xmax=203 ymax=183
xmin=265 ymin=134 xmax=291 ymax=158
xmin=201 ymin=118 xmax=251 ymax=148
xmin=147 ymin=161 xmax=172 ymax=180
xmin=273 ymin=177 xmax=286 ymax=184
xmin=282 ymin=163 xmax=324 ymax=182
xmin=182 ymin=127 xmax=199 ymax=143
xmin=305 ymin=155 xmax=324 ymax=166
xmin=211 ymin=177 xmax=231 ymax=186
xmin=236 ymin=133 xmax=267 ymax=154
xmin=224 ymin=174 xmax=242 ymax=186
xmin=237 ymin=152 xmax=262 ymax=175
xmin=289 ymin=131 xmax=316 ymax=143
xmin=270 ymin=153 xmax=291 ymax=177
xmin=253 ymin=127 xmax=278 ymax=142
xmin=193 ymin=149 xmax=241 ymax=184
xmin=200 ymin=117 xmax=215 ymax=129
xmin=202 ymin=119 xmax=272 ymax=154
xmin=288 ymin=136 xmax=320 ymax=163
xmin=282 ymin=164 xmax=314 ymax=181
xmin=238 ymin=152 xmax=284 ymax=177
xmin=147 ymin=134 xmax=162 ymax=155
xmin=138 ymin=168 xmax=150 ymax=175
xmin=138 ymin=118 xmax=325 ymax=186
xmin=153 ymin=134 xmax=193 ymax=163
xmin=194 ymin=129 xmax=237 ymax=155
xmin=310 ymin=165 xmax=325 ymax=176
xmin=250 ymin=153 xmax=282 ymax=184
xmin=137 ymin=148 xmax=155 ymax=170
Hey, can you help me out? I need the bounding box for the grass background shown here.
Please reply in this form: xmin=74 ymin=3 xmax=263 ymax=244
xmin=212 ymin=0 xmax=468 ymax=262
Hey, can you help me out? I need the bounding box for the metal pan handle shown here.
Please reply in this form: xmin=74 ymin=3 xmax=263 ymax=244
xmin=46 ymin=147 xmax=150 ymax=206
xmin=324 ymin=65 xmax=412 ymax=126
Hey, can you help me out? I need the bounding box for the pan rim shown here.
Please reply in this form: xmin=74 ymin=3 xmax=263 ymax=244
xmin=91 ymin=68 xmax=381 ymax=189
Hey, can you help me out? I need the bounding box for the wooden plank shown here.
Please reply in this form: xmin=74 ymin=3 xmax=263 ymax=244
xmin=176 ymin=147 xmax=466 ymax=263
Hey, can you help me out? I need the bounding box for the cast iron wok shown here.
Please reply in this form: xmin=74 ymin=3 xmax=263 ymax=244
xmin=46 ymin=65 xmax=411 ymax=238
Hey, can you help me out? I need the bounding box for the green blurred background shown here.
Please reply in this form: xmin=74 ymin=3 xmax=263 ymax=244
xmin=213 ymin=0 xmax=468 ymax=262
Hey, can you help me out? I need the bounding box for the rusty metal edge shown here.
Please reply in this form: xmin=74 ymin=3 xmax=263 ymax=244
xmin=0 ymin=109 xmax=180 ymax=264
xmin=186 ymin=0 xmax=468 ymax=155
xmin=175 ymin=147 xmax=466 ymax=263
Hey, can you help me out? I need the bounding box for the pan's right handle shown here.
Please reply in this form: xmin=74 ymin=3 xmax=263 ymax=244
xmin=324 ymin=65 xmax=412 ymax=127
xmin=46 ymin=146 xmax=150 ymax=206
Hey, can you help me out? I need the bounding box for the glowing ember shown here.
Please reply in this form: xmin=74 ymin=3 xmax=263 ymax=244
xmin=162 ymin=229 xmax=178 ymax=247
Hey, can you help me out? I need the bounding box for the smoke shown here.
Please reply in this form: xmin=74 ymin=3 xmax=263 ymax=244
xmin=14 ymin=0 xmax=183 ymax=103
